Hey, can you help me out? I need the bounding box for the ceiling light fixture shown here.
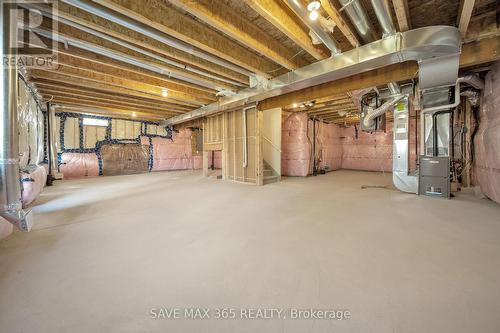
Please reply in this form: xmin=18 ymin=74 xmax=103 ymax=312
xmin=309 ymin=10 xmax=319 ymax=21
xmin=132 ymin=112 xmax=137 ymax=118
xmin=292 ymin=103 xmax=298 ymax=108
xmin=161 ymin=88 xmax=168 ymax=97
xmin=307 ymin=1 xmax=321 ymax=12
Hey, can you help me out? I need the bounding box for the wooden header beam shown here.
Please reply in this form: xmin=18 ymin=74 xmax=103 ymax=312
xmin=259 ymin=35 xmax=500 ymax=110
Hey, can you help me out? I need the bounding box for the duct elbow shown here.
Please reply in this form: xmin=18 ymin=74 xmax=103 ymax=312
xmin=1 ymin=209 xmax=34 ymax=232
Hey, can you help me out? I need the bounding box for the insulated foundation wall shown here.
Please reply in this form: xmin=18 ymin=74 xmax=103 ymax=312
xmin=474 ymin=61 xmax=500 ymax=204
xmin=281 ymin=113 xmax=418 ymax=176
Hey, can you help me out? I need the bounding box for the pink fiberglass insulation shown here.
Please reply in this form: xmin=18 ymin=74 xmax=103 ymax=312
xmin=319 ymin=123 xmax=342 ymax=171
xmin=193 ymin=155 xmax=203 ymax=170
xmin=341 ymin=124 xmax=393 ymax=172
xmin=21 ymin=164 xmax=47 ymax=207
xmin=282 ymin=113 xmax=311 ymax=176
xmin=60 ymin=153 xmax=99 ymax=179
xmin=474 ymin=61 xmax=500 ymax=204
xmin=150 ymin=128 xmax=194 ymax=171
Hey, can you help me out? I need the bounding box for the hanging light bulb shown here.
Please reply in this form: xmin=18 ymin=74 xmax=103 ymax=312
xmin=132 ymin=112 xmax=137 ymax=118
xmin=292 ymin=103 xmax=298 ymax=108
xmin=309 ymin=10 xmax=319 ymax=21
xmin=307 ymin=1 xmax=321 ymax=12
xmin=161 ymin=88 xmax=168 ymax=97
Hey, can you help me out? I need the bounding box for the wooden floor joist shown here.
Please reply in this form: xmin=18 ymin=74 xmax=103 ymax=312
xmin=245 ymin=0 xmax=328 ymax=60
xmin=93 ymin=0 xmax=282 ymax=77
xmin=168 ymin=0 xmax=310 ymax=70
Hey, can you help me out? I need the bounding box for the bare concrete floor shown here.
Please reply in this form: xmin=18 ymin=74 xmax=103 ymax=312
xmin=1 ymin=170 xmax=500 ymax=333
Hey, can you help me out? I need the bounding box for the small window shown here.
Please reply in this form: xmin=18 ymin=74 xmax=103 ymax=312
xmin=83 ymin=118 xmax=108 ymax=127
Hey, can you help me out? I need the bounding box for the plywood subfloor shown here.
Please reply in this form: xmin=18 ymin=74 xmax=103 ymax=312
xmin=1 ymin=170 xmax=500 ymax=333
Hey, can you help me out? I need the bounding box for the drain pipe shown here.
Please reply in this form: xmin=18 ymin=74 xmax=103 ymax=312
xmin=0 ymin=4 xmax=33 ymax=231
xmin=285 ymin=0 xmax=341 ymax=55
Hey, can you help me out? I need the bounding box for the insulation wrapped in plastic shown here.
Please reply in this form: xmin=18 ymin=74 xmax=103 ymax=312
xmin=0 ymin=218 xmax=13 ymax=240
xmin=60 ymin=153 xmax=100 ymax=179
xmin=18 ymin=79 xmax=44 ymax=166
xmin=20 ymin=164 xmax=47 ymax=207
xmin=474 ymin=61 xmax=500 ymax=204
xmin=101 ymin=144 xmax=149 ymax=176
xmin=281 ymin=113 xmax=312 ymax=176
xmin=319 ymin=123 xmax=342 ymax=171
xmin=149 ymin=128 xmax=194 ymax=171
xmin=340 ymin=124 xmax=394 ymax=172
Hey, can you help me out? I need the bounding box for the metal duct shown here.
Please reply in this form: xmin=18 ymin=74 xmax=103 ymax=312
xmin=0 ymin=4 xmax=33 ymax=231
xmin=17 ymin=4 xmax=245 ymax=89
xmin=284 ymin=0 xmax=341 ymax=54
xmin=338 ymin=0 xmax=374 ymax=44
xmin=165 ymin=26 xmax=462 ymax=125
xmin=370 ymin=0 xmax=396 ymax=36
xmin=393 ymin=97 xmax=418 ymax=193
xmin=61 ymin=0 xmax=254 ymax=77
xmin=27 ymin=26 xmax=229 ymax=97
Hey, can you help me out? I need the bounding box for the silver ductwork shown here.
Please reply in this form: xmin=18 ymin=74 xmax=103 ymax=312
xmin=0 ymin=4 xmax=33 ymax=231
xmin=284 ymin=0 xmax=341 ymax=55
xmin=166 ymin=26 xmax=461 ymax=125
xmin=18 ymin=3 xmax=245 ymax=90
xmin=338 ymin=0 xmax=374 ymax=44
xmin=61 ymin=0 xmax=255 ymax=77
xmin=370 ymin=0 xmax=396 ymax=36
xmin=393 ymin=97 xmax=418 ymax=193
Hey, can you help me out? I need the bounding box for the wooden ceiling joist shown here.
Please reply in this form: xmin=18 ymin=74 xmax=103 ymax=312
xmin=168 ymin=0 xmax=310 ymax=70
xmin=320 ymin=0 xmax=361 ymax=47
xmin=457 ymin=0 xmax=476 ymax=38
xmin=53 ymin=53 xmax=217 ymax=100
xmin=391 ymin=0 xmax=411 ymax=32
xmin=244 ymin=0 xmax=328 ymax=60
xmin=38 ymin=89 xmax=185 ymax=115
xmin=50 ymin=1 xmax=250 ymax=86
xmin=33 ymin=83 xmax=193 ymax=112
xmin=56 ymin=104 xmax=166 ymax=120
xmin=31 ymin=65 xmax=210 ymax=106
xmin=44 ymin=21 xmax=239 ymax=93
xmin=29 ymin=71 xmax=199 ymax=107
xmin=92 ymin=0 xmax=281 ymax=77
xmin=50 ymin=96 xmax=178 ymax=117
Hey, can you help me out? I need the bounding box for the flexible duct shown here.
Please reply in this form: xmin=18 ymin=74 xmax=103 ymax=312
xmin=363 ymin=94 xmax=405 ymax=127
xmin=0 ymin=4 xmax=33 ymax=231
